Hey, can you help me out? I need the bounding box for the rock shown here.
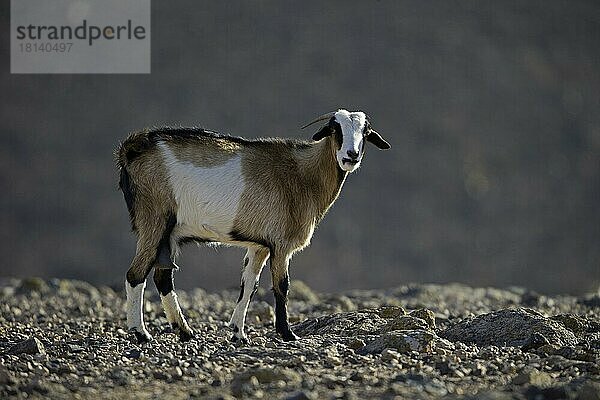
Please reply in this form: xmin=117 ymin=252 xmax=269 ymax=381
xmin=153 ymin=370 xmax=170 ymax=380
xmin=124 ymin=348 xmax=141 ymax=359
xmin=289 ymin=280 xmax=319 ymax=303
xmin=550 ymin=314 xmax=587 ymax=333
xmin=21 ymin=378 xmax=49 ymax=395
xmin=525 ymin=385 xmax=568 ymax=400
xmin=470 ymin=361 xmax=487 ymax=376
xmin=378 ymin=306 xmax=406 ymax=318
xmin=231 ymin=367 xmax=301 ymax=397
xmin=172 ymin=366 xmax=183 ymax=380
xmin=521 ymin=332 xmax=551 ymax=351
xmin=473 ymin=390 xmax=516 ymax=400
xmin=294 ymin=310 xmax=386 ymax=336
xmin=381 ymin=348 xmax=401 ymax=361
xmin=232 ymin=367 xmax=301 ymax=386
xmin=0 ymin=365 xmax=14 ymax=385
xmin=55 ymin=279 xmax=100 ymax=299
xmin=16 ymin=278 xmax=49 ymax=294
xmin=0 ymin=277 xmax=597 ymax=399
xmin=511 ymin=369 xmax=552 ymax=386
xmin=578 ymin=382 xmax=600 ymax=400
xmin=286 ymin=391 xmax=318 ymax=400
xmin=409 ymin=308 xmax=436 ymax=329
xmin=248 ymin=301 xmax=274 ymax=324
xmin=380 ymin=315 xmax=429 ymax=333
xmin=441 ymin=308 xmax=578 ymax=348
xmin=359 ymin=330 xmax=436 ymax=354
xmin=110 ymin=367 xmax=132 ymax=386
xmin=579 ymin=294 xmax=600 ymax=308
xmin=330 ymin=295 xmax=356 ymax=311
xmin=7 ymin=337 xmax=46 ymax=355
xmin=346 ymin=338 xmax=366 ymax=350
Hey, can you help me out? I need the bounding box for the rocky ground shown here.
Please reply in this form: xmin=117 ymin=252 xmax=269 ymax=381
xmin=0 ymin=278 xmax=599 ymax=399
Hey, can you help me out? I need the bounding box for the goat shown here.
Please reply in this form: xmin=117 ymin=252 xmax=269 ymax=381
xmin=116 ymin=109 xmax=390 ymax=343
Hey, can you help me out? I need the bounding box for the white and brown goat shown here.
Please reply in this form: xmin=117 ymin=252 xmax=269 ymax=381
xmin=116 ymin=109 xmax=390 ymax=343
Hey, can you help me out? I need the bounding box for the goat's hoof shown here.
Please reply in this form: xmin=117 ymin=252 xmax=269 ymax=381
xmin=178 ymin=328 xmax=194 ymax=342
xmin=129 ymin=328 xmax=153 ymax=344
xmin=280 ymin=330 xmax=299 ymax=342
xmin=231 ymin=335 xmax=250 ymax=346
xmin=171 ymin=323 xmax=194 ymax=342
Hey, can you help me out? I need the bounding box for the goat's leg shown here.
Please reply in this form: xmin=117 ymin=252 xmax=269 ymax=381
xmin=153 ymin=268 xmax=193 ymax=341
xmin=125 ymin=238 xmax=159 ymax=343
xmin=229 ymin=246 xmax=269 ymax=344
xmin=125 ymin=214 xmax=175 ymax=343
xmin=270 ymin=251 xmax=298 ymax=341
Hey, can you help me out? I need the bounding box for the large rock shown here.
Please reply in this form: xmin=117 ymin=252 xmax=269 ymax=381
xmin=441 ymin=308 xmax=578 ymax=348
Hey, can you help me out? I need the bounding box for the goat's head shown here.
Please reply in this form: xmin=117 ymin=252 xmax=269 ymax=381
xmin=303 ymin=109 xmax=390 ymax=172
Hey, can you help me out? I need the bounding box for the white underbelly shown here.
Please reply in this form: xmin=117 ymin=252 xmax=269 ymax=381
xmin=160 ymin=143 xmax=245 ymax=240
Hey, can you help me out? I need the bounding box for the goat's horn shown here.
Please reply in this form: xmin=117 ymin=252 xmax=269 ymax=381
xmin=301 ymin=111 xmax=336 ymax=129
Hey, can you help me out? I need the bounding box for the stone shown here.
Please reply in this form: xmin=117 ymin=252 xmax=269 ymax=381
xmin=346 ymin=338 xmax=366 ymax=350
xmin=289 ymin=280 xmax=319 ymax=303
xmin=248 ymin=301 xmax=275 ymax=324
xmin=511 ymin=369 xmax=552 ymax=386
xmin=286 ymin=391 xmax=318 ymax=400
xmin=124 ymin=348 xmax=141 ymax=359
xmin=409 ymin=308 xmax=436 ymax=329
xmin=441 ymin=308 xmax=578 ymax=348
xmin=578 ymin=382 xmax=600 ymax=400
xmin=378 ymin=306 xmax=406 ymax=319
xmin=359 ymin=330 xmax=436 ymax=354
xmin=380 ymin=315 xmax=429 ymax=333
xmin=16 ymin=278 xmax=49 ymax=294
xmin=550 ymin=314 xmax=586 ymax=334
xmin=330 ymin=295 xmax=356 ymax=311
xmin=294 ymin=310 xmax=386 ymax=336
xmin=0 ymin=365 xmax=14 ymax=385
xmin=231 ymin=367 xmax=302 ymax=397
xmin=7 ymin=337 xmax=46 ymax=355
xmin=381 ymin=348 xmax=401 ymax=361
xmin=579 ymin=294 xmax=600 ymax=308
xmin=525 ymin=385 xmax=568 ymax=400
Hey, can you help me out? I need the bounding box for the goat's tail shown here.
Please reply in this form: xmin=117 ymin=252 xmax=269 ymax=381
xmin=116 ymin=131 xmax=153 ymax=231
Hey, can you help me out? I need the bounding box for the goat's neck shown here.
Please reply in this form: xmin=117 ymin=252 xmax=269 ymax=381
xmin=297 ymin=137 xmax=348 ymax=222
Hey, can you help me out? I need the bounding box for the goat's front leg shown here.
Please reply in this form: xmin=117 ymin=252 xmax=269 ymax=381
xmin=229 ymin=247 xmax=269 ymax=344
xmin=270 ymin=251 xmax=298 ymax=341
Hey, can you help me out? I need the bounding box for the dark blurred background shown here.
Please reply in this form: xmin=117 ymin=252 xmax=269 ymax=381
xmin=1 ymin=1 xmax=599 ymax=294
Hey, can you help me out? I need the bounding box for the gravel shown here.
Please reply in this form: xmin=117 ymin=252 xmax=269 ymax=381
xmin=0 ymin=278 xmax=598 ymax=399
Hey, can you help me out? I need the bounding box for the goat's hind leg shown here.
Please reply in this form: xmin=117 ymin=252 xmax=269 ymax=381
xmin=229 ymin=247 xmax=269 ymax=344
xmin=125 ymin=214 xmax=176 ymax=344
xmin=154 ymin=267 xmax=193 ymax=341
xmin=125 ymin=239 xmax=158 ymax=343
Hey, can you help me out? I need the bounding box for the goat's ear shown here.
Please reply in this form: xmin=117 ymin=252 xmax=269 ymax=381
xmin=367 ymin=130 xmax=391 ymax=149
xmin=312 ymin=125 xmax=332 ymax=141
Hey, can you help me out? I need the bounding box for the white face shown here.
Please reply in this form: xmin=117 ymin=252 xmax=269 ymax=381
xmin=334 ymin=110 xmax=367 ymax=172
